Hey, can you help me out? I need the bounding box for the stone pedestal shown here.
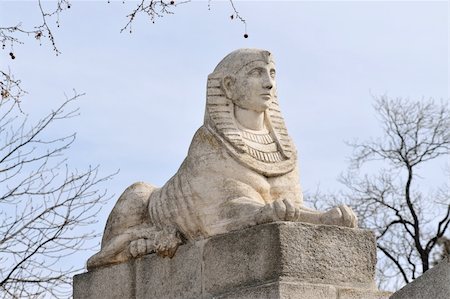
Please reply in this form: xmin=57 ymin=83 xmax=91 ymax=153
xmin=390 ymin=255 xmax=450 ymax=299
xmin=73 ymin=222 xmax=390 ymax=299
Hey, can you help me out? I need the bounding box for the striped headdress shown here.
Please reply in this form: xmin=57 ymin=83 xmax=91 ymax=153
xmin=204 ymin=49 xmax=297 ymax=177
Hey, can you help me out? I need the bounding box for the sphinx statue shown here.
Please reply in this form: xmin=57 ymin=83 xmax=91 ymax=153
xmin=87 ymin=48 xmax=358 ymax=270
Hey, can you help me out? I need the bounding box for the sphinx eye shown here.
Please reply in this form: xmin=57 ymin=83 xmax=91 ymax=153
xmin=270 ymin=69 xmax=276 ymax=79
xmin=248 ymin=68 xmax=262 ymax=76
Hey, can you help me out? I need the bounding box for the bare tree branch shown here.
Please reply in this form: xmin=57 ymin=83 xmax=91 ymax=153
xmin=0 ymin=93 xmax=115 ymax=298
xmin=313 ymin=96 xmax=450 ymax=290
xmin=378 ymin=244 xmax=410 ymax=285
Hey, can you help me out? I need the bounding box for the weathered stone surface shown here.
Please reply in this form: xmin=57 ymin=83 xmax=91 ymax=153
xmin=87 ymin=48 xmax=358 ymax=271
xmin=390 ymin=255 xmax=450 ymax=299
xmin=216 ymin=282 xmax=391 ymax=299
xmin=278 ymin=223 xmax=377 ymax=288
xmin=203 ymin=222 xmax=376 ymax=296
xmin=73 ymin=261 xmax=134 ymax=299
xmin=217 ymin=282 xmax=337 ymax=299
xmin=202 ymin=223 xmax=282 ymax=295
xmin=338 ymin=288 xmax=392 ymax=299
xmin=74 ymin=222 xmax=385 ymax=299
xmin=135 ymin=241 xmax=203 ymax=299
xmin=278 ymin=282 xmax=338 ymax=299
xmin=216 ymin=282 xmax=283 ymax=299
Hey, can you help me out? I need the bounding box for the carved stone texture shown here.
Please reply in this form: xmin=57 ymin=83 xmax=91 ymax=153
xmin=87 ymin=49 xmax=358 ymax=270
xmin=390 ymin=255 xmax=450 ymax=299
xmin=74 ymin=222 xmax=390 ymax=299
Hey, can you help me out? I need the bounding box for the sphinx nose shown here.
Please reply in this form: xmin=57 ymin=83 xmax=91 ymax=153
xmin=264 ymin=82 xmax=273 ymax=89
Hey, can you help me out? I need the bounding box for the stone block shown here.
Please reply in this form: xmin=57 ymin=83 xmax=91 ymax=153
xmin=278 ymin=282 xmax=338 ymax=299
xmin=390 ymin=255 xmax=450 ymax=299
xmin=74 ymin=222 xmax=382 ymax=299
xmin=214 ymin=282 xmax=391 ymax=299
xmin=202 ymin=223 xmax=282 ymax=295
xmin=135 ymin=241 xmax=203 ymax=299
xmin=215 ymin=282 xmax=283 ymax=299
xmin=216 ymin=282 xmax=338 ymax=299
xmin=337 ymin=287 xmax=391 ymax=299
xmin=73 ymin=261 xmax=134 ymax=299
xmin=203 ymin=222 xmax=376 ymax=296
xmin=278 ymin=222 xmax=377 ymax=288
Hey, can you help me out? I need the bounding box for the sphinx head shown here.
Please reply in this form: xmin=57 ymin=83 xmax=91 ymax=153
xmin=211 ymin=49 xmax=277 ymax=113
xmin=205 ymin=49 xmax=295 ymax=171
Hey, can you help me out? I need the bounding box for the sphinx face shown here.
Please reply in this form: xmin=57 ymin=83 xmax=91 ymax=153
xmin=229 ymin=60 xmax=276 ymax=113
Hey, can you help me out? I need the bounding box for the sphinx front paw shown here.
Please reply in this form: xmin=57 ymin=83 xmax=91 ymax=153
xmin=155 ymin=230 xmax=183 ymax=258
xmin=256 ymin=199 xmax=300 ymax=224
xmin=321 ymin=205 xmax=358 ymax=228
xmin=129 ymin=238 xmax=155 ymax=258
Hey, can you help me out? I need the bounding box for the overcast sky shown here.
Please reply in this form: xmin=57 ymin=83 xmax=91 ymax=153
xmin=1 ymin=0 xmax=449 ymax=278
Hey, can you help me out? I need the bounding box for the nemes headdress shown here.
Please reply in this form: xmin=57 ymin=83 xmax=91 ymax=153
xmin=204 ymin=49 xmax=297 ymax=177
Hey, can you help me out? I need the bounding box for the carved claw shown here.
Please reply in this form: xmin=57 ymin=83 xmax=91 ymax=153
xmin=155 ymin=230 xmax=182 ymax=258
xmin=257 ymin=199 xmax=300 ymax=224
xmin=129 ymin=238 xmax=155 ymax=258
xmin=156 ymin=245 xmax=179 ymax=258
xmin=339 ymin=205 xmax=358 ymax=228
xmin=321 ymin=205 xmax=358 ymax=228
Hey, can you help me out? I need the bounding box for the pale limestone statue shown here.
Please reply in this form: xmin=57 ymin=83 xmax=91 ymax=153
xmin=87 ymin=49 xmax=358 ymax=270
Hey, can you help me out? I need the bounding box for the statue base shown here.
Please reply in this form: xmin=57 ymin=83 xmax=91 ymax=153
xmin=391 ymin=255 xmax=450 ymax=299
xmin=73 ymin=222 xmax=391 ymax=299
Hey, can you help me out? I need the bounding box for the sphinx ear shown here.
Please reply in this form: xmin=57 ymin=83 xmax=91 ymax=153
xmin=222 ymin=75 xmax=236 ymax=99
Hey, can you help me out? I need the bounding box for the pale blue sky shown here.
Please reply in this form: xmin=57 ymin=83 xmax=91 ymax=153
xmin=1 ymin=0 xmax=449 ymax=280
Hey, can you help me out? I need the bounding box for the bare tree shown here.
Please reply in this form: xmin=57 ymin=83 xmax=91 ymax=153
xmin=0 ymin=1 xmax=246 ymax=297
xmin=1 ymin=0 xmax=71 ymax=106
xmin=0 ymin=93 xmax=114 ymax=298
xmin=120 ymin=0 xmax=247 ymax=34
xmin=0 ymin=0 xmax=246 ymax=104
xmin=1 ymin=3 xmax=112 ymax=297
xmin=306 ymin=96 xmax=450 ymax=290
